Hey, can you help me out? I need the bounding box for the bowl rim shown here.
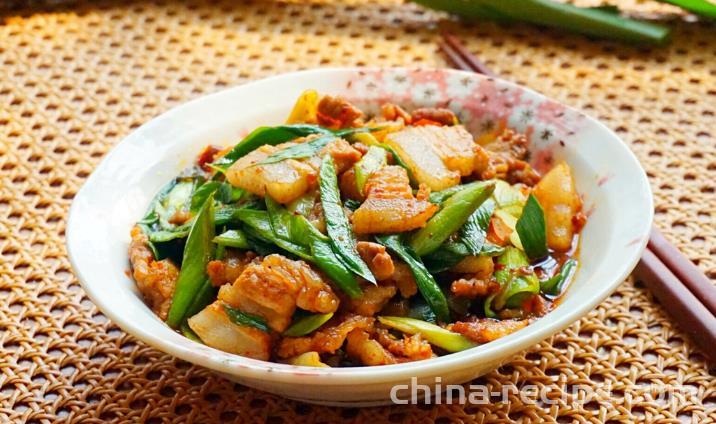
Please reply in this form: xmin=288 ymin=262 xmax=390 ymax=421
xmin=67 ymin=66 xmax=653 ymax=385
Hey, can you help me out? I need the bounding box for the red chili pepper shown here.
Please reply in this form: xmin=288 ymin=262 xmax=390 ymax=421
xmin=197 ymin=145 xmax=222 ymax=171
xmin=412 ymin=118 xmax=444 ymax=127
xmin=487 ymin=216 xmax=511 ymax=246
xmin=316 ymin=111 xmax=342 ymax=130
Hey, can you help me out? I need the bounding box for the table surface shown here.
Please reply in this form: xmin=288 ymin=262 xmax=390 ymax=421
xmin=1 ymin=0 xmax=714 ymax=422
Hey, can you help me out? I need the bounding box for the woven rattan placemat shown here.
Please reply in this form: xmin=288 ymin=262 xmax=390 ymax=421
xmin=1 ymin=0 xmax=714 ymax=422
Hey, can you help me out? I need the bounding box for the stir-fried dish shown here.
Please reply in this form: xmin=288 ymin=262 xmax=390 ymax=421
xmin=129 ymin=91 xmax=586 ymax=367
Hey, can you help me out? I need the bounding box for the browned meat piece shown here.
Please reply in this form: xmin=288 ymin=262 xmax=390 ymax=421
xmin=411 ymin=107 xmax=458 ymax=126
xmin=339 ymin=168 xmax=363 ymax=201
xmin=276 ymin=315 xmax=374 ymax=358
xmin=346 ymin=329 xmax=397 ymax=366
xmin=326 ymin=139 xmax=363 ymax=173
xmin=306 ymin=139 xmax=363 ymax=175
xmin=381 ymin=104 xmax=411 ymax=124
xmin=477 ymin=129 xmax=540 ymax=186
xmin=128 ymin=226 xmax=178 ymax=320
xmin=351 ymin=166 xmax=438 ymax=234
xmin=206 ymin=251 xmax=257 ymax=287
xmin=356 ymin=241 xmax=395 ymax=281
xmin=450 ymin=277 xmax=500 ymax=299
xmin=352 ymin=142 xmax=370 ymax=155
xmin=168 ymin=209 xmax=192 ymax=226
xmin=479 ymin=155 xmax=540 ymax=187
xmin=482 ymin=128 xmax=528 ymax=161
xmin=505 ymin=159 xmax=540 ymax=186
xmin=450 ymin=319 xmax=529 ymax=344
xmin=375 ymin=328 xmax=433 ymax=362
xmin=349 ymin=284 xmax=397 ymax=316
xmin=390 ymin=262 xmax=418 ymax=298
xmin=415 ymin=184 xmax=431 ymax=202
xmin=452 ymin=255 xmax=494 ymax=277
xmin=188 ymin=302 xmax=271 ymax=360
xmin=473 ymin=144 xmax=491 ymax=176
xmin=296 ymin=270 xmax=341 ymax=314
xmin=479 ymin=154 xmax=509 ymax=181
xmin=219 ymin=255 xmax=338 ymax=332
xmin=316 ymin=95 xmax=363 ymax=129
xmin=381 ymin=103 xmax=412 ymax=124
xmin=380 ymin=298 xmax=410 ymax=317
xmin=521 ymin=294 xmax=550 ymax=317
xmin=451 ymin=255 xmax=494 ymax=278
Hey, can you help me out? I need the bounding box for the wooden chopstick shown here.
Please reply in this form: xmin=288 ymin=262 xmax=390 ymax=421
xmin=649 ymin=227 xmax=716 ymax=316
xmin=441 ymin=32 xmax=496 ymax=78
xmin=632 ymin=250 xmax=716 ymax=361
xmin=437 ymin=41 xmax=473 ymax=76
xmin=438 ymin=33 xmax=716 ymax=363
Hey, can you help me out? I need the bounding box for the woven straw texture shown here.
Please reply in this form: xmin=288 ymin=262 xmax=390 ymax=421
xmin=1 ymin=0 xmax=715 ymax=422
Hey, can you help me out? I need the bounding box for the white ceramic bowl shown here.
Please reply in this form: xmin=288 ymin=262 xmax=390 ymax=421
xmin=67 ymin=68 xmax=653 ymax=406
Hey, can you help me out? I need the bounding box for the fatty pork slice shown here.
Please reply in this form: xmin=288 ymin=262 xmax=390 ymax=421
xmin=384 ymin=125 xmax=477 ymax=190
xmin=348 ymin=284 xmax=397 ymax=316
xmin=346 ymin=329 xmax=397 ymax=366
xmin=218 ymin=254 xmax=339 ymax=332
xmin=421 ymin=124 xmax=477 ymax=176
xmin=128 ymin=226 xmax=178 ymax=320
xmin=206 ymin=250 xmax=256 ymax=287
xmin=226 ymin=143 xmax=316 ymax=204
xmin=188 ymin=301 xmax=271 ymax=360
xmin=351 ymin=166 xmax=438 ymax=234
xmin=449 ymin=319 xmax=529 ymax=344
xmin=375 ymin=328 xmax=433 ymax=362
xmin=277 ymin=314 xmax=374 ymax=358
xmin=226 ymin=139 xmax=362 ymax=204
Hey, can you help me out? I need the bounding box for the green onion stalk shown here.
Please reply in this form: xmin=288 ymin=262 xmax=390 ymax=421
xmin=411 ymin=0 xmax=672 ymax=45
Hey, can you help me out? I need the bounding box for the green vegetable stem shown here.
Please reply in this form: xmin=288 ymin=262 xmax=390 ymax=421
xmin=659 ymin=0 xmax=716 ymax=19
xmin=378 ymin=316 xmax=476 ymax=352
xmin=243 ymin=199 xmax=363 ymax=298
xmin=485 ymin=247 xmax=540 ymax=317
xmin=353 ymin=146 xmax=388 ymax=195
xmin=410 ymin=181 xmax=495 ymax=257
xmin=541 ymin=259 xmax=578 ymax=296
xmin=212 ymin=125 xmax=333 ymax=170
xmin=423 ymin=199 xmax=500 ymax=273
xmin=223 ymin=303 xmax=270 ymax=332
xmin=291 ymin=214 xmax=363 ymax=299
xmin=319 ymin=156 xmax=376 ymax=283
xmin=283 ymin=312 xmax=334 ymax=337
xmin=411 ymin=0 xmax=671 ymax=45
xmin=515 ymin=194 xmax=548 ymax=260
xmin=213 ymin=229 xmax=250 ymax=249
xmin=258 ymin=134 xmax=338 ymax=165
xmin=166 ymin=193 xmax=216 ymax=328
xmin=235 ymin=209 xmax=313 ymax=260
xmin=376 ymin=235 xmax=450 ymax=322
